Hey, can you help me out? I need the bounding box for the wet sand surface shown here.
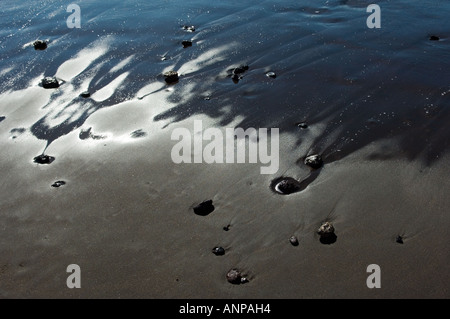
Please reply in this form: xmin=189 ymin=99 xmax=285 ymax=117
xmin=0 ymin=0 xmax=449 ymax=298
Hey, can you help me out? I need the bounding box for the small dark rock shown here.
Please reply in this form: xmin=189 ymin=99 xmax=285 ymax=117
xmin=33 ymin=154 xmax=55 ymax=164
xmin=182 ymin=40 xmax=192 ymax=48
xmin=396 ymin=235 xmax=404 ymax=244
xmin=163 ymin=70 xmax=179 ymax=84
xmin=33 ymin=40 xmax=47 ymax=50
xmin=79 ymin=128 xmax=92 ymax=140
xmin=223 ymin=224 xmax=231 ymax=231
xmin=233 ymin=65 xmax=249 ymax=75
xmin=80 ymin=91 xmax=90 ymax=98
xmin=226 ymin=269 xmax=247 ymax=285
xmin=51 ymin=181 xmax=66 ymax=188
xmin=271 ymin=177 xmax=302 ymax=195
xmin=304 ymin=154 xmax=323 ymax=169
xmin=0 ymin=116 xmax=5 ymax=123
xmin=266 ymin=71 xmax=276 ymax=78
xmin=193 ymin=199 xmax=215 ymax=216
xmin=317 ymin=222 xmax=337 ymax=244
xmin=296 ymin=122 xmax=308 ymax=129
xmin=41 ymin=77 xmax=59 ymax=89
xmin=227 ymin=65 xmax=249 ymax=83
xmin=182 ymin=25 xmax=195 ymax=32
xmin=317 ymin=221 xmax=335 ymax=237
xmin=212 ymin=246 xmax=225 ymax=256
xmin=79 ymin=127 xmax=105 ymax=140
xmin=289 ymin=236 xmax=299 ymax=246
xmin=429 ymin=35 xmax=440 ymax=41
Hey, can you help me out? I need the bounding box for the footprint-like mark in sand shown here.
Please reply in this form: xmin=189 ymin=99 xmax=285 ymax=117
xmin=10 ymin=128 xmax=26 ymax=139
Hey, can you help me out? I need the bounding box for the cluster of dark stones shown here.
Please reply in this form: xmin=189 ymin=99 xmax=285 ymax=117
xmin=228 ymin=65 xmax=249 ymax=83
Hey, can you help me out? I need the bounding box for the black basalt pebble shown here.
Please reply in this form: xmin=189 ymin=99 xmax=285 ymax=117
xmin=317 ymin=222 xmax=337 ymax=245
xmin=80 ymin=91 xmax=90 ymax=98
xmin=41 ymin=77 xmax=59 ymax=89
xmin=182 ymin=25 xmax=195 ymax=32
xmin=182 ymin=40 xmax=192 ymax=48
xmin=396 ymin=235 xmax=404 ymax=244
xmin=429 ymin=35 xmax=440 ymax=41
xmin=212 ymin=246 xmax=225 ymax=256
xmin=164 ymin=71 xmax=179 ymax=84
xmin=0 ymin=116 xmax=5 ymax=123
xmin=51 ymin=181 xmax=66 ymax=188
xmin=193 ymin=199 xmax=215 ymax=216
xmin=233 ymin=65 xmax=249 ymax=75
xmin=33 ymin=154 xmax=55 ymax=164
xmin=289 ymin=236 xmax=299 ymax=246
xmin=33 ymin=40 xmax=47 ymax=50
xmin=304 ymin=154 xmax=323 ymax=169
xmin=271 ymin=177 xmax=302 ymax=195
xmin=296 ymin=122 xmax=308 ymax=129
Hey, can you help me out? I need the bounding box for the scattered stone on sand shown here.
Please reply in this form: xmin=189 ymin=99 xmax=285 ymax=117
xmin=317 ymin=221 xmax=335 ymax=236
xmin=80 ymin=91 xmax=90 ymax=98
xmin=212 ymin=247 xmax=225 ymax=256
xmin=266 ymin=71 xmax=276 ymax=78
xmin=51 ymin=181 xmax=66 ymax=188
xmin=41 ymin=77 xmax=60 ymax=89
xmin=223 ymin=224 xmax=231 ymax=231
xmin=33 ymin=154 xmax=55 ymax=164
xmin=271 ymin=177 xmax=302 ymax=195
xmin=429 ymin=35 xmax=440 ymax=41
xmin=130 ymin=129 xmax=147 ymax=138
xmin=304 ymin=154 xmax=323 ymax=169
xmin=227 ymin=65 xmax=249 ymax=84
xmin=182 ymin=40 xmax=192 ymax=48
xmin=0 ymin=116 xmax=5 ymax=123
xmin=226 ymin=269 xmax=248 ymax=285
xmin=396 ymin=235 xmax=404 ymax=244
xmin=33 ymin=40 xmax=47 ymax=50
xmin=182 ymin=25 xmax=195 ymax=32
xmin=296 ymin=122 xmax=308 ymax=129
xmin=289 ymin=236 xmax=299 ymax=246
xmin=317 ymin=221 xmax=337 ymax=244
xmin=193 ymin=199 xmax=215 ymax=216
xmin=163 ymin=70 xmax=179 ymax=84
xmin=233 ymin=65 xmax=249 ymax=75
xmin=79 ymin=127 xmax=105 ymax=140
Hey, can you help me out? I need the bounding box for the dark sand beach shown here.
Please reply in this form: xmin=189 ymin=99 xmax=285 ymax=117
xmin=0 ymin=0 xmax=449 ymax=299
